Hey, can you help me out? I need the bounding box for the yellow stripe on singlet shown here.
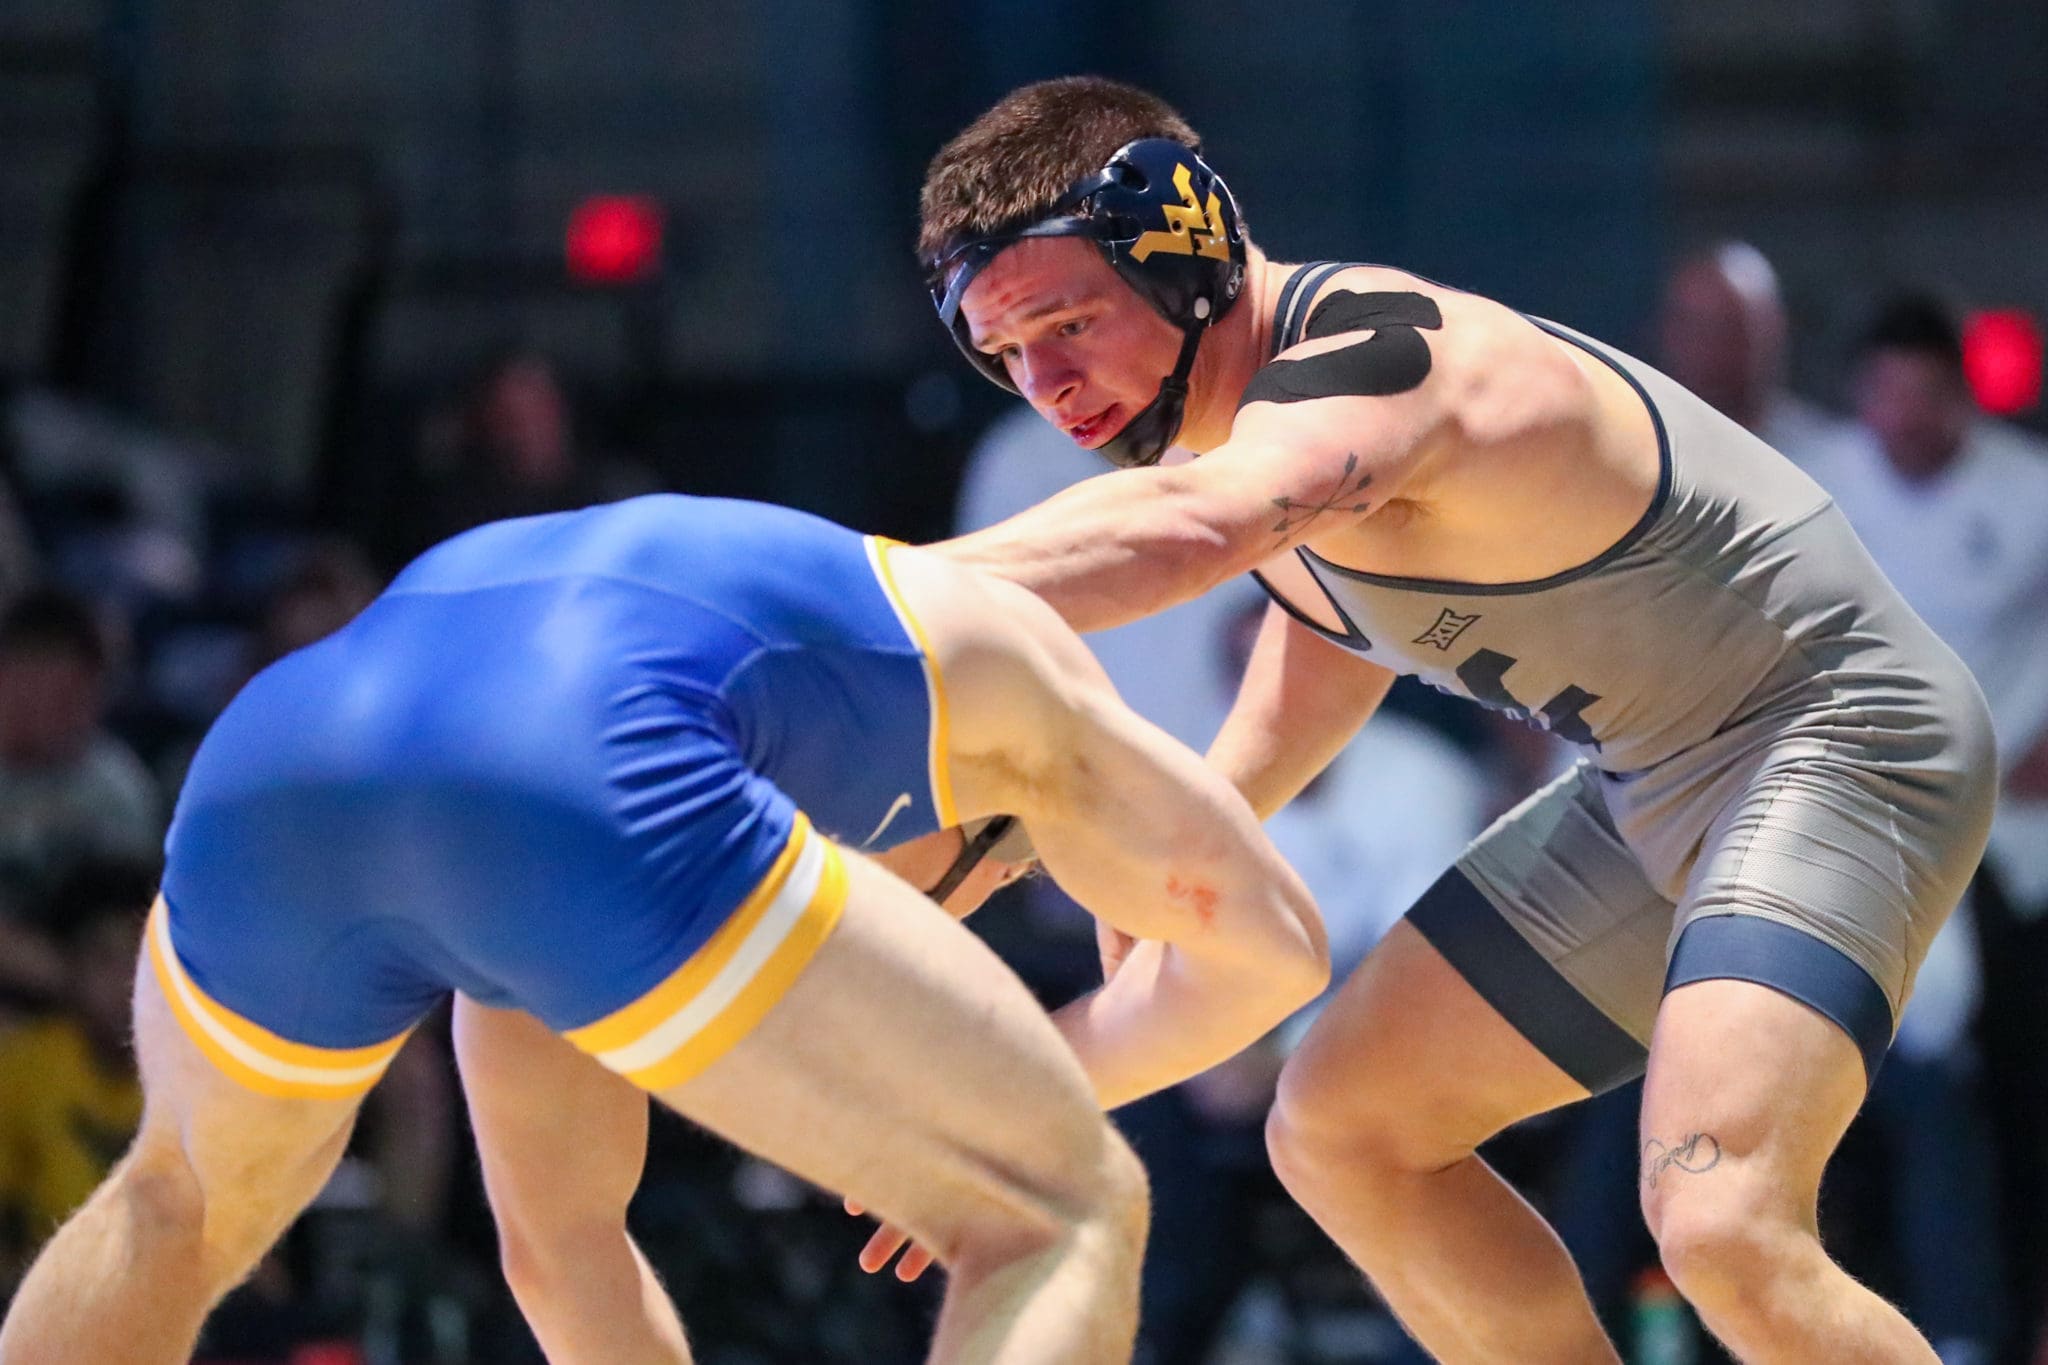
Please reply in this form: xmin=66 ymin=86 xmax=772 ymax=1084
xmin=565 ymin=814 xmax=848 ymax=1090
xmin=146 ymin=900 xmax=408 ymax=1100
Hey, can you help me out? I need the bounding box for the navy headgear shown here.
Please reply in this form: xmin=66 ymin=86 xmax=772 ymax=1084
xmin=927 ymin=138 xmax=1246 ymax=468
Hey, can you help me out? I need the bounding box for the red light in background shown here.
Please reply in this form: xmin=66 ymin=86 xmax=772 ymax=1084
xmin=566 ymin=195 xmax=663 ymax=284
xmin=1962 ymin=309 xmax=2043 ymax=416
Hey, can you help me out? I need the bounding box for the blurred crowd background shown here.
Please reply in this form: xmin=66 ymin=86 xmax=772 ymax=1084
xmin=2 ymin=3 xmax=2046 ymax=1363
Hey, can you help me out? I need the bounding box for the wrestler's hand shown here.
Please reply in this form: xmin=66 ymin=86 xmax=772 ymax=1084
xmin=843 ymin=1197 xmax=935 ymax=1282
xmin=871 ymin=825 xmax=1033 ymax=919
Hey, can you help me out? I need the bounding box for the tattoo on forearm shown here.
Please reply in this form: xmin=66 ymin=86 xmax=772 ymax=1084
xmin=1269 ymin=452 xmax=1374 ymax=549
xmin=1641 ymin=1132 xmax=1723 ymax=1190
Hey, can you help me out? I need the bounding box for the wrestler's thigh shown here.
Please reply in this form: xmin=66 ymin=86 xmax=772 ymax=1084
xmin=653 ymin=849 xmax=1134 ymax=1261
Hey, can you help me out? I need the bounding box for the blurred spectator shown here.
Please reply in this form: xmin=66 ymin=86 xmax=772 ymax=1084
xmin=1797 ymin=293 xmax=2048 ymax=1364
xmin=346 ymin=1031 xmax=458 ymax=1241
xmin=3 ymin=390 xmax=208 ymax=614
xmin=0 ymin=861 xmax=153 ymax=1293
xmin=0 ymin=590 xmax=161 ymax=1008
xmin=3 ymin=391 xmax=213 ymax=550
xmin=403 ymin=350 xmax=654 ymax=561
xmin=1804 ymin=297 xmax=2048 ymax=739
xmin=0 ymin=506 xmax=34 ymax=617
xmin=252 ymin=541 xmax=381 ymax=671
xmin=1655 ymin=241 xmax=1853 ymax=462
xmin=0 ymin=403 xmax=38 ymax=609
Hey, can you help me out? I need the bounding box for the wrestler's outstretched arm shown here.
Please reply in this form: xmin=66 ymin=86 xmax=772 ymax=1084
xmin=1018 ymin=682 xmax=1330 ymax=1110
xmin=881 ymin=540 xmax=1332 ymax=1111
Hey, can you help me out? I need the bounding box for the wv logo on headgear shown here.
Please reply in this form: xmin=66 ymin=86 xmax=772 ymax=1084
xmin=1131 ymin=163 xmax=1232 ymax=264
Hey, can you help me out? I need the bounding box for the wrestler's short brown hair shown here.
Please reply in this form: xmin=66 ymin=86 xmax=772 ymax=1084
xmin=917 ymin=76 xmax=1203 ymax=267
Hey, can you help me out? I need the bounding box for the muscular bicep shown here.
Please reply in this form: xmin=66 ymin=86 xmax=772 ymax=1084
xmin=1190 ymin=386 xmax=1443 ymax=572
xmin=1185 ymin=288 xmax=1454 ymax=572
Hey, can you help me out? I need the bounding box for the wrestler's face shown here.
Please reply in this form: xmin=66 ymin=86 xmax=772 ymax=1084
xmin=958 ymin=237 xmax=1181 ymax=451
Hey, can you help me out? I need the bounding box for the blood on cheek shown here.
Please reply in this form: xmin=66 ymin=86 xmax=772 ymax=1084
xmin=1164 ymin=874 xmax=1219 ymax=929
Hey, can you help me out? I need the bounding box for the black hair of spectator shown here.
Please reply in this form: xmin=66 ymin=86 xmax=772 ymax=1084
xmin=0 ymin=586 xmax=108 ymax=672
xmin=1858 ymin=293 xmax=1966 ymax=375
xmin=42 ymin=855 xmax=159 ymax=947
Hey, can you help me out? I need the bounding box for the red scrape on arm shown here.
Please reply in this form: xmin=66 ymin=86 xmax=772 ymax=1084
xmin=1164 ymin=874 xmax=1219 ymax=929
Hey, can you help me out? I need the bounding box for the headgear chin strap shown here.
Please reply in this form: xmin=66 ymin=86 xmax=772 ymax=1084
xmin=1098 ymin=316 xmax=1206 ymax=468
xmin=928 ymin=138 xmax=1246 ymax=469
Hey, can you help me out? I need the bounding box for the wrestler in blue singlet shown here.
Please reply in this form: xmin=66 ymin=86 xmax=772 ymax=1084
xmin=151 ymin=495 xmax=953 ymax=1099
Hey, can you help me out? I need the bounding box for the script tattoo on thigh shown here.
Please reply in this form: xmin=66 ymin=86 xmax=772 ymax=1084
xmin=1641 ymin=1132 xmax=1723 ymax=1190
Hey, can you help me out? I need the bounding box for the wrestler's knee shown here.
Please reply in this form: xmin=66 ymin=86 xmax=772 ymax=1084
xmin=101 ymin=1130 xmax=208 ymax=1261
xmin=947 ymin=1117 xmax=1149 ymax=1273
xmin=1645 ymin=1163 xmax=1810 ymax=1327
xmin=1266 ymin=1024 xmax=1483 ymax=1201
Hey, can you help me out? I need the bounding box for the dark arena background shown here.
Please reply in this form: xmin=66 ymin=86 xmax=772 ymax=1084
xmin=1 ymin=3 xmax=2045 ymax=1362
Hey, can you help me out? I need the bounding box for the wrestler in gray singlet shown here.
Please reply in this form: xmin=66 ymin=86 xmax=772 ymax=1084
xmin=1255 ymin=263 xmax=1996 ymax=1090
